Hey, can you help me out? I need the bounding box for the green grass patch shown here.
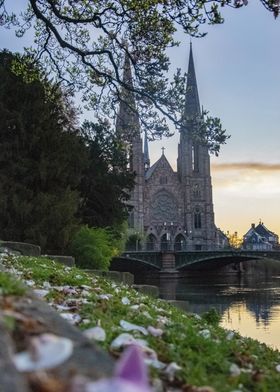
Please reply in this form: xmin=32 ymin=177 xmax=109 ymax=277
xmin=0 ymin=271 xmax=26 ymax=296
xmin=2 ymin=254 xmax=280 ymax=391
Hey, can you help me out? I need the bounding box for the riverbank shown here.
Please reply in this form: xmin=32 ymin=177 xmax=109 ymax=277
xmin=1 ymin=254 xmax=280 ymax=391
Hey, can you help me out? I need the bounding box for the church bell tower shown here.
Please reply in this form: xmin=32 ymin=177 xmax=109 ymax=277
xmin=177 ymin=43 xmax=216 ymax=248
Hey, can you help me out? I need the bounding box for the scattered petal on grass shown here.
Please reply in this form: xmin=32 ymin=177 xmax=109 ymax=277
xmin=13 ymin=333 xmax=73 ymax=372
xmin=120 ymin=320 xmax=148 ymax=335
xmin=230 ymin=363 xmax=241 ymax=377
xmin=121 ymin=297 xmax=130 ymax=305
xmin=25 ymin=279 xmax=35 ymax=287
xmin=83 ymin=326 xmax=106 ymax=342
xmin=110 ymin=333 xmax=148 ymax=351
xmin=147 ymin=326 xmax=163 ymax=337
xmin=164 ymin=362 xmax=182 ymax=381
xmin=145 ymin=358 xmax=166 ymax=370
xmin=33 ymin=289 xmax=49 ymax=299
xmin=157 ymin=316 xmax=170 ymax=327
xmin=226 ymin=331 xmax=235 ymax=340
xmin=275 ymin=364 xmax=280 ymax=372
xmin=54 ymin=304 xmax=77 ymax=312
xmin=130 ymin=305 xmax=140 ymax=311
xmin=199 ymin=329 xmax=211 ymax=339
xmin=71 ymin=346 xmax=151 ymax=392
xmin=60 ymin=312 xmax=82 ymax=325
xmin=98 ymin=294 xmax=113 ymax=300
xmin=142 ymin=311 xmax=152 ymax=320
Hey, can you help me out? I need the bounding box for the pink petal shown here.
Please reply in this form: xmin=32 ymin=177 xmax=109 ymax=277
xmin=115 ymin=345 xmax=149 ymax=389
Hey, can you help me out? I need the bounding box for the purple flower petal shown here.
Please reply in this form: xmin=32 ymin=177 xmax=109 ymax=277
xmin=115 ymin=345 xmax=149 ymax=389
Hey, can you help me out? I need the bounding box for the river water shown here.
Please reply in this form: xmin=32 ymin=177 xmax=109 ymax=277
xmin=139 ymin=268 xmax=280 ymax=350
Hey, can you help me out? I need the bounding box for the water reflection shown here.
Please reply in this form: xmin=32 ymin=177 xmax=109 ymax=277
xmin=138 ymin=272 xmax=280 ymax=350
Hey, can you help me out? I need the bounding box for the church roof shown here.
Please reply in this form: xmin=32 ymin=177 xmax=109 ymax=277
xmin=145 ymin=152 xmax=174 ymax=180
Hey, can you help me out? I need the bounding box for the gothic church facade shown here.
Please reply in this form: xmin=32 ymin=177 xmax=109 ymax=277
xmin=117 ymin=45 xmax=224 ymax=251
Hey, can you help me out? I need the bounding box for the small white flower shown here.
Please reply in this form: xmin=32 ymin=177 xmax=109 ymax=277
xmin=275 ymin=364 xmax=280 ymax=372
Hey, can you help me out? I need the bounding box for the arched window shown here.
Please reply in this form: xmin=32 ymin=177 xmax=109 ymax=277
xmin=194 ymin=207 xmax=202 ymax=229
xmin=191 ymin=144 xmax=199 ymax=172
xmin=146 ymin=233 xmax=157 ymax=251
xmin=174 ymin=234 xmax=186 ymax=251
xmin=161 ymin=233 xmax=169 ymax=251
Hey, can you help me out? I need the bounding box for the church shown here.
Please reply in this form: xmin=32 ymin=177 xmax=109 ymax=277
xmin=117 ymin=44 xmax=226 ymax=251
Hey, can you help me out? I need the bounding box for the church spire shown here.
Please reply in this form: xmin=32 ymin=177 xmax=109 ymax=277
xmin=143 ymin=129 xmax=150 ymax=170
xmin=116 ymin=52 xmax=140 ymax=141
xmin=184 ymin=42 xmax=201 ymax=121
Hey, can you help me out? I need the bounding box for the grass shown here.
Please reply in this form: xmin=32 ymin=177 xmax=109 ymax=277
xmin=0 ymin=271 xmax=26 ymax=296
xmin=2 ymin=254 xmax=280 ymax=391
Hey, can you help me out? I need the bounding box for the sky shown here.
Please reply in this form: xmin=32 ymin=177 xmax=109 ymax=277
xmin=0 ymin=1 xmax=279 ymax=237
xmin=148 ymin=1 xmax=280 ymax=237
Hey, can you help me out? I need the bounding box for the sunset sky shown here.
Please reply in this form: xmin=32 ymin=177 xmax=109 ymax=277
xmin=148 ymin=2 xmax=280 ymax=237
xmin=1 ymin=2 xmax=279 ymax=238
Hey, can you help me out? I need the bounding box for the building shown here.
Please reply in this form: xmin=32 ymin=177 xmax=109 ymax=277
xmin=243 ymin=222 xmax=279 ymax=251
xmin=117 ymin=44 xmax=224 ymax=251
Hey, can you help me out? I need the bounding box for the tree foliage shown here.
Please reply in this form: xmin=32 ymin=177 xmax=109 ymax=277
xmin=1 ymin=1 xmax=277 ymax=147
xmin=79 ymin=120 xmax=135 ymax=228
xmin=0 ymin=50 xmax=86 ymax=253
xmin=70 ymin=225 xmax=121 ymax=270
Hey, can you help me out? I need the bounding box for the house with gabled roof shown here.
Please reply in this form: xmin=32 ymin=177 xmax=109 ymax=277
xmin=243 ymin=221 xmax=279 ymax=251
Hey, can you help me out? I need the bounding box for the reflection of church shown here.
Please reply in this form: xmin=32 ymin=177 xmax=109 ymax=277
xmin=117 ymin=44 xmax=226 ymax=251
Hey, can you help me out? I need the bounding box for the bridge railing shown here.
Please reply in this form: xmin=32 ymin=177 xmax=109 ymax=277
xmin=125 ymin=242 xmax=232 ymax=252
xmin=121 ymin=251 xmax=162 ymax=269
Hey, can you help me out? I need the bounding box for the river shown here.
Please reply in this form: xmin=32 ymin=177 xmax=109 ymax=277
xmin=138 ymin=266 xmax=280 ymax=350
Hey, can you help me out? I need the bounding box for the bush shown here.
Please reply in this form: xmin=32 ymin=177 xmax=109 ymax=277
xmin=70 ymin=226 xmax=115 ymax=270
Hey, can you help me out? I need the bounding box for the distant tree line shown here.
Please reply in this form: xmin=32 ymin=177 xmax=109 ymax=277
xmin=0 ymin=51 xmax=134 ymax=267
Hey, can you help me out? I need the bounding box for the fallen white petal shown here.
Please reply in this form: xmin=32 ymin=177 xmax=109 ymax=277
xmin=120 ymin=320 xmax=148 ymax=335
xmin=199 ymin=329 xmax=211 ymax=339
xmin=13 ymin=334 xmax=73 ymax=372
xmin=226 ymin=331 xmax=235 ymax=340
xmin=130 ymin=305 xmax=140 ymax=311
xmin=142 ymin=311 xmax=152 ymax=320
xmin=84 ymin=326 xmax=106 ymax=342
xmin=147 ymin=326 xmax=163 ymax=337
xmin=276 ymin=364 xmax=280 ymax=372
xmin=61 ymin=313 xmax=82 ymax=325
xmin=230 ymin=363 xmax=241 ymax=377
xmin=121 ymin=297 xmax=130 ymax=305
xmin=33 ymin=289 xmax=49 ymax=299
xmin=164 ymin=362 xmax=182 ymax=381
xmin=98 ymin=294 xmax=113 ymax=300
xmin=110 ymin=333 xmax=148 ymax=350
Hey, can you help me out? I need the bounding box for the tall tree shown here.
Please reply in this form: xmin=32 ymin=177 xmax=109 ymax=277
xmin=1 ymin=1 xmax=276 ymax=146
xmin=0 ymin=51 xmax=86 ymax=253
xmin=79 ymin=120 xmax=135 ymax=229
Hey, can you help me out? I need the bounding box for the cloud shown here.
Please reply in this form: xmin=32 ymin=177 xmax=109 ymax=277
xmin=212 ymin=162 xmax=280 ymax=172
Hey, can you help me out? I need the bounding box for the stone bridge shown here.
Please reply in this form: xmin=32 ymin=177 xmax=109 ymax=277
xmin=111 ymin=250 xmax=280 ymax=273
